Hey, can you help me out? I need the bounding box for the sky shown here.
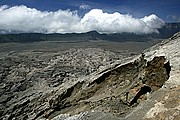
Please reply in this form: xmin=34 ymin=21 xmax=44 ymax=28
xmin=0 ymin=0 xmax=180 ymax=34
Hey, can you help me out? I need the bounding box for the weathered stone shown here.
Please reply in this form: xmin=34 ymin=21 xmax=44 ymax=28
xmin=1 ymin=32 xmax=180 ymax=120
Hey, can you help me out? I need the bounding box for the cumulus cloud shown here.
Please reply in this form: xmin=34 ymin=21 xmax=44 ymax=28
xmin=0 ymin=5 xmax=81 ymax=33
xmin=0 ymin=5 xmax=165 ymax=34
xmin=80 ymin=9 xmax=165 ymax=33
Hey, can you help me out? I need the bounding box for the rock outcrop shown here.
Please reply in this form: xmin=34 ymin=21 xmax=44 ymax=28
xmin=0 ymin=32 xmax=180 ymax=120
xmin=0 ymin=48 xmax=125 ymax=119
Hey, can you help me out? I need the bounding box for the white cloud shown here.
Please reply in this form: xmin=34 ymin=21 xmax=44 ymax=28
xmin=0 ymin=5 xmax=165 ymax=34
xmin=79 ymin=3 xmax=91 ymax=10
xmin=0 ymin=5 xmax=8 ymax=12
xmin=80 ymin=9 xmax=165 ymax=33
xmin=166 ymin=15 xmax=180 ymax=22
xmin=0 ymin=5 xmax=80 ymax=33
xmin=141 ymin=14 xmax=165 ymax=33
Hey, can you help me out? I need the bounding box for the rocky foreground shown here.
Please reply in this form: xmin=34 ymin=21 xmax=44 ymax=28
xmin=0 ymin=33 xmax=180 ymax=120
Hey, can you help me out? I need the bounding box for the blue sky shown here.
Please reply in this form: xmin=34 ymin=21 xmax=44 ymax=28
xmin=0 ymin=0 xmax=179 ymax=33
xmin=1 ymin=0 xmax=180 ymax=22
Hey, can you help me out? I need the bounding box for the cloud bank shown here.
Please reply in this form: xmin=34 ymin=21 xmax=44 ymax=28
xmin=0 ymin=5 xmax=165 ymax=34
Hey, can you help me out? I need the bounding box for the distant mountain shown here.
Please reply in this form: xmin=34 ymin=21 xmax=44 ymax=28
xmin=98 ymin=22 xmax=180 ymax=41
xmin=158 ymin=22 xmax=180 ymax=38
xmin=0 ymin=31 xmax=102 ymax=43
xmin=0 ymin=23 xmax=179 ymax=43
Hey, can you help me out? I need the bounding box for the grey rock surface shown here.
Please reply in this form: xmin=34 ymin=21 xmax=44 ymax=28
xmin=0 ymin=48 xmax=126 ymax=119
xmin=0 ymin=32 xmax=180 ymax=120
xmin=47 ymin=32 xmax=180 ymax=120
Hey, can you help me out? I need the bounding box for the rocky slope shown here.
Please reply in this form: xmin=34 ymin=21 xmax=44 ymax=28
xmin=0 ymin=32 xmax=180 ymax=120
xmin=0 ymin=48 xmax=127 ymax=119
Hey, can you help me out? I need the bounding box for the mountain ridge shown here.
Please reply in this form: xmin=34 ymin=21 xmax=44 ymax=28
xmin=0 ymin=23 xmax=180 ymax=43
